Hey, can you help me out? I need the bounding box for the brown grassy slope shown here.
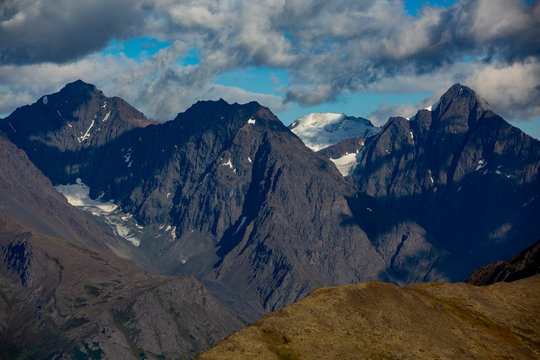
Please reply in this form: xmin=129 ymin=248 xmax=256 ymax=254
xmin=197 ymin=275 xmax=540 ymax=360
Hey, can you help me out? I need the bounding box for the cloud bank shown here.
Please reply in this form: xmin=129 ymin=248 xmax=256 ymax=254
xmin=1 ymin=0 xmax=538 ymax=122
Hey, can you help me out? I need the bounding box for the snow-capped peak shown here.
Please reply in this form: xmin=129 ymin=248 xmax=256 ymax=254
xmin=289 ymin=112 xmax=380 ymax=152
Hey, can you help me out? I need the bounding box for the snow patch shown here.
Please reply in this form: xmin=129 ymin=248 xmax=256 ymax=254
xmin=522 ymin=197 xmax=536 ymax=208
xmin=123 ymin=148 xmax=132 ymax=166
xmin=102 ymin=102 xmax=107 ymax=108
xmin=222 ymin=158 xmax=233 ymax=169
xmin=77 ymin=120 xmax=95 ymax=143
xmin=55 ymin=179 xmax=142 ymax=247
xmin=7 ymin=122 xmax=16 ymax=133
xmin=102 ymin=111 xmax=111 ymax=122
xmin=247 ymin=118 xmax=256 ymax=125
xmin=475 ymin=159 xmax=487 ymax=171
xmin=424 ymin=105 xmax=432 ymax=111
xmin=169 ymin=226 xmax=177 ymax=241
xmin=330 ymin=152 xmax=360 ymax=177
xmin=113 ymin=224 xmax=141 ymax=247
xmin=428 ymin=170 xmax=434 ymax=184
xmin=366 ymin=207 xmax=373 ymax=212
xmin=233 ymin=216 xmax=247 ymax=236
xmin=248 ymin=156 xmax=252 ymax=163
xmin=55 ymin=178 xmax=117 ymax=212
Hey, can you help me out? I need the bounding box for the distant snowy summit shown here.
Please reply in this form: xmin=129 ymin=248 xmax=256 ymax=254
xmin=289 ymin=113 xmax=380 ymax=176
xmin=289 ymin=113 xmax=380 ymax=152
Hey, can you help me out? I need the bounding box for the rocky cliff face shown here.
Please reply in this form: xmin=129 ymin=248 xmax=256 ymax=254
xmin=74 ymin=97 xmax=441 ymax=318
xmin=352 ymin=84 xmax=540 ymax=280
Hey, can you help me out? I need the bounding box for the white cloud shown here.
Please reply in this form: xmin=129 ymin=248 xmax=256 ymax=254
xmin=1 ymin=0 xmax=539 ymax=122
xmin=465 ymin=57 xmax=540 ymax=121
xmin=0 ymin=54 xmax=134 ymax=115
xmin=368 ymin=102 xmax=419 ymax=126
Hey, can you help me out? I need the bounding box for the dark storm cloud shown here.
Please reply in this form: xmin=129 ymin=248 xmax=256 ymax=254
xmin=0 ymin=0 xmax=149 ymax=64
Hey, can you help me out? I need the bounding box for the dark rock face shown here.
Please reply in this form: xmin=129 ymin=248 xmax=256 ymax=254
xmin=317 ymin=136 xmax=365 ymax=159
xmin=1 ymin=84 xmax=442 ymax=319
xmin=466 ymin=238 xmax=540 ymax=285
xmin=352 ymin=84 xmax=540 ymax=280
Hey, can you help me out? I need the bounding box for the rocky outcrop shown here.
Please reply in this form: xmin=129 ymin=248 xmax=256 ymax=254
xmin=317 ymin=136 xmax=365 ymax=159
xmin=466 ymin=238 xmax=540 ymax=285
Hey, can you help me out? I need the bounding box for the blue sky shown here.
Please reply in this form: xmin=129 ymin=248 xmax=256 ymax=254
xmin=1 ymin=0 xmax=539 ymax=137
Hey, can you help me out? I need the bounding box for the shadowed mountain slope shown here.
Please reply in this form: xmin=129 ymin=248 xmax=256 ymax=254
xmin=352 ymin=84 xmax=540 ymax=280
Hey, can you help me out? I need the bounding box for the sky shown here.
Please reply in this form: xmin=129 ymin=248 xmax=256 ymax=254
xmin=1 ymin=0 xmax=539 ymax=138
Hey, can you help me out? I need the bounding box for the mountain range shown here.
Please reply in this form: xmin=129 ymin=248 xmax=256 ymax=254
xmin=0 ymin=80 xmax=538 ymax=358
xmin=1 ymin=81 xmax=444 ymax=319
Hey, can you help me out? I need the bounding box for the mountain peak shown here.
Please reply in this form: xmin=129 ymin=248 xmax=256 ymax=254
xmin=175 ymin=98 xmax=267 ymax=132
xmin=58 ymin=79 xmax=101 ymax=98
xmin=1 ymin=80 xmax=151 ymax=159
xmin=435 ymin=83 xmax=491 ymax=116
xmin=289 ymin=112 xmax=379 ymax=152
